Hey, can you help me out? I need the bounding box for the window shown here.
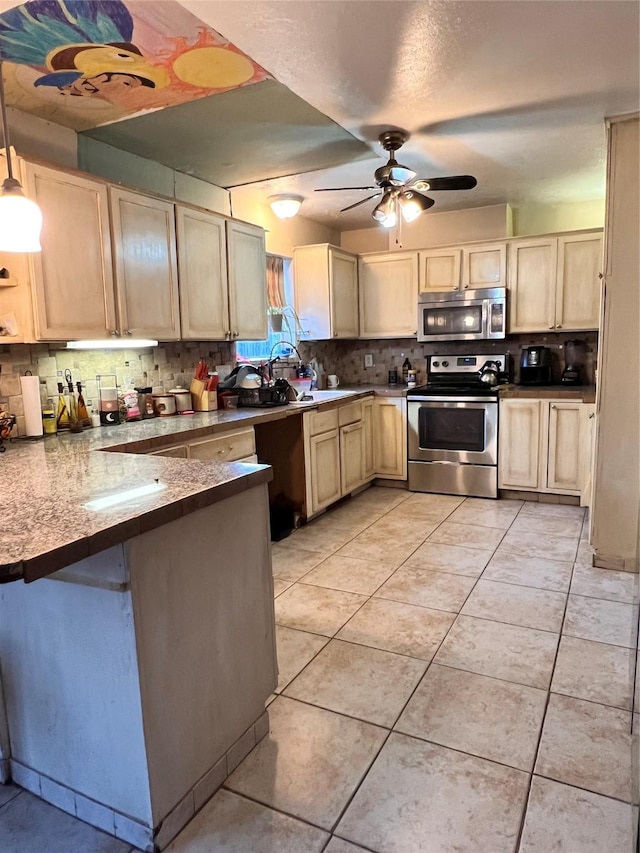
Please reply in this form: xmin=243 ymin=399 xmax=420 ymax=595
xmin=236 ymin=256 xmax=301 ymax=361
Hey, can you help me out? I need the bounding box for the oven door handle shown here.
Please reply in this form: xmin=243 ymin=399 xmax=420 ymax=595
xmin=427 ymin=460 xmax=462 ymax=466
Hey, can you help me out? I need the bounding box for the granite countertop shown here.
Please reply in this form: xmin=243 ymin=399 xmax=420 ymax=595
xmin=499 ymin=384 xmax=596 ymax=403
xmin=0 ymin=387 xmax=381 ymax=584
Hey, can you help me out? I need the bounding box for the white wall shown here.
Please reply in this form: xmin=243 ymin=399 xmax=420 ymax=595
xmin=4 ymin=107 xmax=77 ymax=169
xmin=339 ymin=199 xmax=605 ymax=253
xmin=513 ymin=199 xmax=605 ymax=235
xmin=592 ymin=115 xmax=639 ymax=570
xmin=230 ymin=192 xmax=340 ymax=257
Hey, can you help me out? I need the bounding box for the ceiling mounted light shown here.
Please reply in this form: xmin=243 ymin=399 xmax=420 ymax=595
xmin=0 ymin=60 xmax=42 ymax=253
xmin=398 ymin=190 xmax=434 ymax=222
xmin=269 ymin=194 xmax=303 ymax=219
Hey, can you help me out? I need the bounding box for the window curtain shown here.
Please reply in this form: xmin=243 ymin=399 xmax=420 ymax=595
xmin=266 ymin=255 xmax=285 ymax=309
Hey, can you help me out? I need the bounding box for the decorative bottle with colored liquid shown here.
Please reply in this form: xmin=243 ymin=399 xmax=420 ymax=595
xmin=56 ymin=382 xmax=69 ymax=431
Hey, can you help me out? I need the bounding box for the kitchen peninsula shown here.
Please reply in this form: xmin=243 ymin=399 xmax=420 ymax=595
xmin=0 ymin=415 xmax=281 ymax=851
xmin=0 ymin=388 xmax=385 ymax=851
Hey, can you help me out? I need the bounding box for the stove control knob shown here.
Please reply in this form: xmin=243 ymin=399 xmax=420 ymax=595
xmin=442 ymin=360 xmax=449 ymax=367
xmin=432 ymin=361 xmax=440 ymax=367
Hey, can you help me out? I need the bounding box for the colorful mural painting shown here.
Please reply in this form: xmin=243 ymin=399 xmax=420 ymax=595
xmin=0 ymin=0 xmax=269 ymax=130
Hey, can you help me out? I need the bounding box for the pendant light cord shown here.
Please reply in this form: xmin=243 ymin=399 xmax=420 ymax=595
xmin=0 ymin=59 xmax=14 ymax=181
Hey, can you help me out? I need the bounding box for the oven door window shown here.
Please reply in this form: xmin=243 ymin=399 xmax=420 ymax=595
xmin=423 ymin=304 xmax=483 ymax=338
xmin=419 ymin=406 xmax=486 ymax=452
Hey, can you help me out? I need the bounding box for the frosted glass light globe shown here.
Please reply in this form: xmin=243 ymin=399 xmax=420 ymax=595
xmin=0 ymin=179 xmax=42 ymax=252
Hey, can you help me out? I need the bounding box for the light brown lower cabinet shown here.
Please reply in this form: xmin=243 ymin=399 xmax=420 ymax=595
xmin=499 ymin=398 xmax=594 ymax=500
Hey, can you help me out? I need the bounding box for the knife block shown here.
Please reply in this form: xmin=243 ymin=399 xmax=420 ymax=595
xmin=190 ymin=379 xmax=218 ymax=411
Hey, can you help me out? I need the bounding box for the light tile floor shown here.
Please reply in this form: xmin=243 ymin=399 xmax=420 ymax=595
xmin=1 ymin=487 xmax=638 ymax=852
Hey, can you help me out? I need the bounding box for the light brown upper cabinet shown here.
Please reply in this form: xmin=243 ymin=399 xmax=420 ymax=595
xmin=175 ymin=205 xmax=229 ymax=340
xmin=419 ymin=247 xmax=462 ymax=292
xmin=294 ymin=244 xmax=358 ymax=340
xmin=419 ymin=242 xmax=506 ymax=293
xmin=23 ymin=162 xmax=117 ymax=341
xmin=359 ymin=252 xmax=419 ymax=338
xmin=226 ymin=220 xmax=267 ymax=341
xmin=508 ymin=230 xmax=602 ymax=333
xmin=109 ymin=188 xmax=180 ymax=340
xmin=462 ymin=242 xmax=507 ymax=290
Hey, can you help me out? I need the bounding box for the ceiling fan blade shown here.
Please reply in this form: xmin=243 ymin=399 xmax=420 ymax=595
xmin=412 ymin=175 xmax=477 ymax=192
xmin=340 ymin=194 xmax=381 ymax=213
xmin=314 ymin=186 xmax=378 ymax=192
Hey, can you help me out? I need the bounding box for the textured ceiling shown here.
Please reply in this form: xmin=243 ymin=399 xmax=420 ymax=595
xmin=176 ymin=0 xmax=640 ymax=229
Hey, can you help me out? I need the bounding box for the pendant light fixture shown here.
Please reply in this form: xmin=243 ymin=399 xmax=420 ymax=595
xmin=0 ymin=60 xmax=42 ymax=253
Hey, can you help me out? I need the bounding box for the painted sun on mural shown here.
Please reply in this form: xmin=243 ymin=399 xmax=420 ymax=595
xmin=0 ymin=0 xmax=270 ymax=130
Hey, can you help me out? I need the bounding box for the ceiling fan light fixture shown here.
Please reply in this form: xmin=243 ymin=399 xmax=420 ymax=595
xmin=398 ymin=190 xmax=433 ymax=223
xmin=268 ymin=194 xmax=303 ymax=219
xmin=372 ymin=191 xmax=397 ymax=226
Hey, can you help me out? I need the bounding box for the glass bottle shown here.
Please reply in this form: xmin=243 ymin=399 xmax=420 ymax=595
xmin=56 ymin=381 xmax=69 ymax=431
xmin=40 ymin=379 xmax=57 ymax=435
xmin=76 ymin=381 xmax=91 ymax=427
xmin=67 ymin=378 xmax=82 ymax=433
xmin=402 ymin=357 xmax=412 ymax=384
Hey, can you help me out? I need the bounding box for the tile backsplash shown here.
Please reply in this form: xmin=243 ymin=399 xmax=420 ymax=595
xmin=2 ymin=332 xmax=598 ymax=436
xmin=299 ymin=332 xmax=598 ymax=388
xmin=0 ymin=341 xmax=235 ymax=435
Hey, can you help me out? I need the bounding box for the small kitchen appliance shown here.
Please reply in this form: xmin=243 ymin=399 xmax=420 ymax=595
xmin=519 ymin=346 xmax=552 ymax=385
xmin=417 ymin=287 xmax=506 ymax=343
xmin=561 ymin=339 xmax=586 ymax=385
xmin=407 ymin=353 xmax=508 ymax=499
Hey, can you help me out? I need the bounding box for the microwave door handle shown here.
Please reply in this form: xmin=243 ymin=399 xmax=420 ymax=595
xmin=481 ymin=300 xmax=489 ymax=336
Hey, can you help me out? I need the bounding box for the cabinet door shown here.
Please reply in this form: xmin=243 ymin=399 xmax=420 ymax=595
xmin=362 ymin=399 xmax=375 ymax=481
xmin=340 ymin=422 xmax=365 ymax=494
xmin=359 ymin=253 xmax=418 ymax=338
xmin=110 ymin=188 xmax=180 ymax=340
xmin=374 ymin=398 xmax=407 ymax=479
xmin=227 ymin=220 xmax=267 ymax=341
xmin=508 ymin=238 xmax=557 ymax=333
xmin=462 ymin=243 xmax=506 ymax=290
xmin=555 ymin=233 xmax=603 ymax=331
xmin=23 ymin=163 xmax=116 ymax=340
xmin=546 ymin=402 xmax=593 ymax=493
xmin=309 ymin=430 xmax=342 ymax=512
xmin=176 ymin=206 xmax=229 ymax=340
xmin=419 ymin=248 xmax=462 ymax=292
xmin=330 ymin=248 xmax=359 ymax=338
xmin=294 ymin=245 xmax=331 ymax=341
xmin=498 ymin=400 xmax=542 ymax=489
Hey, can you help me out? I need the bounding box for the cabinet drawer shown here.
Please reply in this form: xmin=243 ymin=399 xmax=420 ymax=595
xmin=188 ymin=429 xmax=255 ymax=462
xmin=338 ymin=402 xmax=362 ymax=427
xmin=307 ymin=408 xmax=339 ymax=436
xmin=148 ymin=444 xmax=188 ymax=458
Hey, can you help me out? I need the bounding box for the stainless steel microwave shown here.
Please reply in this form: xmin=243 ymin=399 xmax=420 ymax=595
xmin=417 ymin=287 xmax=506 ymax=343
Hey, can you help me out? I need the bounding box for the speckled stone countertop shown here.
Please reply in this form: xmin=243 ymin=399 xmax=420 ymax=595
xmin=498 ymin=384 xmax=596 ymax=403
xmin=0 ymin=388 xmax=381 ymax=584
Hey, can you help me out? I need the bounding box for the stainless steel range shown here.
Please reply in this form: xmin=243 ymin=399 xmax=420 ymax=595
xmin=407 ymin=354 xmax=508 ymax=499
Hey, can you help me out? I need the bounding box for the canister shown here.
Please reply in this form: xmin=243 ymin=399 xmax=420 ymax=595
xmin=153 ymin=394 xmax=177 ymax=417
xmin=169 ymin=386 xmax=192 ymax=413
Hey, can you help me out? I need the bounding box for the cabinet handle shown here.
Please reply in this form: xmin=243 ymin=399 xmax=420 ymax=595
xmin=589 ymin=413 xmax=595 ymax=419
xmin=125 ymin=329 xmax=132 ymax=336
xmin=548 ymin=325 xmax=555 ymax=330
xmin=598 ymin=272 xmax=604 ymax=279
xmin=224 ymin=330 xmax=230 ymax=340
xmin=555 ymin=324 xmax=562 ymax=329
xmin=333 ymin=332 xmax=338 ymax=337
xmin=551 ymin=405 xmax=557 ymax=409
xmin=109 ymin=330 xmax=119 ymax=337
xmin=464 ymin=284 xmax=469 ymax=289
xmin=233 ymin=331 xmax=239 ymax=339
xmin=453 ymin=285 xmax=459 ymax=291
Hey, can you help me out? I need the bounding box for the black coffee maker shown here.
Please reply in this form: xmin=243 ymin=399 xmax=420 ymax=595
xmin=561 ymin=340 xmax=586 ymax=385
xmin=519 ymin=346 xmax=552 ymax=385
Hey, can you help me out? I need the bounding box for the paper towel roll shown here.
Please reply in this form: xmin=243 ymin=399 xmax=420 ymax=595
xmin=20 ymin=374 xmax=43 ymax=437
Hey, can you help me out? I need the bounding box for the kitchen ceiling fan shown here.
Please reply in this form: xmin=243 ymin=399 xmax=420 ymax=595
xmin=315 ymin=130 xmax=477 ymax=227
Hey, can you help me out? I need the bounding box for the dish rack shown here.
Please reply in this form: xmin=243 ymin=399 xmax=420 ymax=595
xmin=0 ymin=413 xmax=16 ymax=452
